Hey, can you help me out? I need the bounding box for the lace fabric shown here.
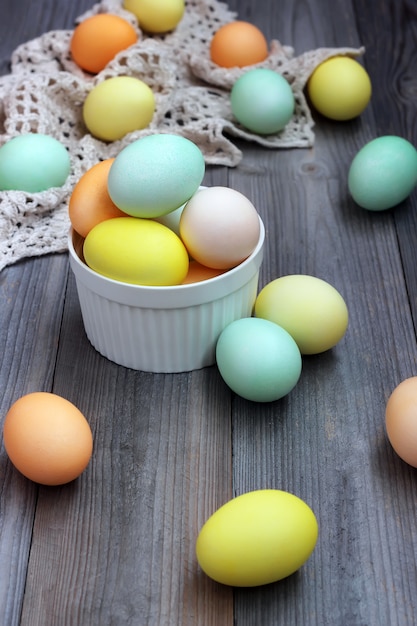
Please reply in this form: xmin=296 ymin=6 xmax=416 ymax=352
xmin=0 ymin=0 xmax=363 ymax=270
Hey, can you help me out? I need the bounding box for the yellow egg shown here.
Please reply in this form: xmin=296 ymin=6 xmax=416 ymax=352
xmin=3 ymin=392 xmax=93 ymax=486
xmin=196 ymin=489 xmax=318 ymax=587
xmin=83 ymin=217 xmax=189 ymax=286
xmin=83 ymin=76 xmax=155 ymax=141
xmin=307 ymin=56 xmax=371 ymax=121
xmin=385 ymin=377 xmax=417 ymax=467
xmin=123 ymin=0 xmax=185 ymax=33
xmin=254 ymin=274 xmax=348 ymax=354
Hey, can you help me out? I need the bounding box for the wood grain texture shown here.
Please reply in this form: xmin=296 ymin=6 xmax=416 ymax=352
xmin=0 ymin=0 xmax=417 ymax=625
xmin=0 ymin=255 xmax=69 ymax=625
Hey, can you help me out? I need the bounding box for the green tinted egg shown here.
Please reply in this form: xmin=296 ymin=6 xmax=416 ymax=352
xmin=230 ymin=68 xmax=294 ymax=135
xmin=107 ymin=134 xmax=205 ymax=218
xmin=348 ymin=136 xmax=417 ymax=211
xmin=215 ymin=317 xmax=302 ymax=402
xmin=0 ymin=134 xmax=71 ymax=192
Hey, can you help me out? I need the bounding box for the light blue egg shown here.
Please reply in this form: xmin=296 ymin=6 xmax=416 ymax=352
xmin=107 ymin=134 xmax=206 ymax=218
xmin=348 ymin=136 xmax=417 ymax=211
xmin=215 ymin=317 xmax=302 ymax=403
xmin=0 ymin=133 xmax=71 ymax=192
xmin=154 ymin=185 xmax=207 ymax=235
xmin=230 ymin=68 xmax=295 ymax=135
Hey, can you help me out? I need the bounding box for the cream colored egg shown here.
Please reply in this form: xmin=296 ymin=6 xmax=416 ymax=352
xmin=179 ymin=186 xmax=260 ymax=270
xmin=255 ymin=274 xmax=348 ymax=354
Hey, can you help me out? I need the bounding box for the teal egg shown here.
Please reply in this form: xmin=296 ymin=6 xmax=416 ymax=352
xmin=0 ymin=133 xmax=71 ymax=192
xmin=230 ymin=69 xmax=295 ymax=135
xmin=348 ymin=136 xmax=417 ymax=211
xmin=107 ymin=134 xmax=206 ymax=218
xmin=215 ymin=317 xmax=302 ymax=403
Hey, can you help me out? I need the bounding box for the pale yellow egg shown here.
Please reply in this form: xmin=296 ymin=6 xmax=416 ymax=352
xmin=255 ymin=274 xmax=348 ymax=354
xmin=123 ymin=0 xmax=185 ymax=33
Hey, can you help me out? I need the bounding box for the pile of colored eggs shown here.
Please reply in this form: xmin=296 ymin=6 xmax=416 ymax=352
xmin=69 ymin=133 xmax=261 ymax=287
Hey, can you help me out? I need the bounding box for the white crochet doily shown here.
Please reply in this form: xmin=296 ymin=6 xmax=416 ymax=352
xmin=0 ymin=0 xmax=363 ymax=270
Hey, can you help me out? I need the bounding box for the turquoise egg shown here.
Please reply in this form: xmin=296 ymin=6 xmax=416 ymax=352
xmin=0 ymin=133 xmax=71 ymax=192
xmin=215 ymin=317 xmax=302 ymax=403
xmin=230 ymin=68 xmax=295 ymax=135
xmin=348 ymin=136 xmax=417 ymax=211
xmin=107 ymin=134 xmax=206 ymax=218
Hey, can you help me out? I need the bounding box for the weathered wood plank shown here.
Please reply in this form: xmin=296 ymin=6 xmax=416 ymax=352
xmin=0 ymin=254 xmax=70 ymax=625
xmin=225 ymin=0 xmax=417 ymax=625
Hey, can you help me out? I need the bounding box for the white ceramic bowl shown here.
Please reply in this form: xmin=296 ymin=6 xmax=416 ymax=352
xmin=68 ymin=219 xmax=265 ymax=373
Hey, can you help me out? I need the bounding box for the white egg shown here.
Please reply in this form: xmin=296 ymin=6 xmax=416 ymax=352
xmin=179 ymin=186 xmax=260 ymax=269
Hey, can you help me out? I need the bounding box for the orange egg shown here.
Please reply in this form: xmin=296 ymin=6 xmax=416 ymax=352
xmin=70 ymin=14 xmax=138 ymax=74
xmin=210 ymin=21 xmax=269 ymax=68
xmin=69 ymin=159 xmax=126 ymax=238
xmin=181 ymin=261 xmax=226 ymax=284
xmin=3 ymin=392 xmax=93 ymax=486
xmin=385 ymin=377 xmax=417 ymax=467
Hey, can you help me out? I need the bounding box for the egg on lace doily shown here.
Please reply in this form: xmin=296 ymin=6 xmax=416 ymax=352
xmin=70 ymin=13 xmax=138 ymax=73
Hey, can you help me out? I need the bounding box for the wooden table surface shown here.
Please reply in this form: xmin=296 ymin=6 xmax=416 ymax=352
xmin=1 ymin=0 xmax=417 ymax=624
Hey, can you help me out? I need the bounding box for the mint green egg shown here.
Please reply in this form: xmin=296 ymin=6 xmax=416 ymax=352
xmin=215 ymin=317 xmax=302 ymax=403
xmin=0 ymin=134 xmax=71 ymax=192
xmin=107 ymin=134 xmax=206 ymax=218
xmin=230 ymin=69 xmax=295 ymax=135
xmin=348 ymin=136 xmax=417 ymax=211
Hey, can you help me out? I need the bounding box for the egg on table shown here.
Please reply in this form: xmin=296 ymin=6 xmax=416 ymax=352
xmin=254 ymin=274 xmax=349 ymax=355
xmin=385 ymin=377 xmax=417 ymax=467
xmin=196 ymin=489 xmax=319 ymax=587
xmin=215 ymin=317 xmax=302 ymax=402
xmin=348 ymin=135 xmax=417 ymax=211
xmin=307 ymin=55 xmax=372 ymax=121
xmin=3 ymin=392 xmax=93 ymax=486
